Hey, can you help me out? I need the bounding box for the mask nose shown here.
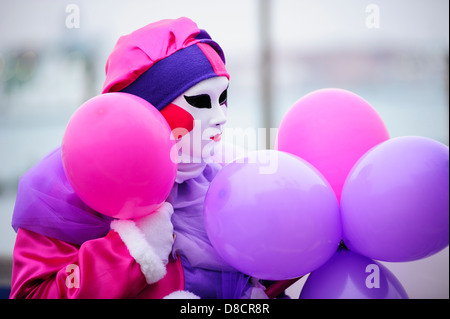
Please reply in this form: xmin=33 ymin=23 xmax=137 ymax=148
xmin=209 ymin=106 xmax=227 ymax=127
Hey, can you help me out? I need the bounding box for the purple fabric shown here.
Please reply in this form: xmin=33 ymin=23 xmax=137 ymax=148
xmin=120 ymin=44 xmax=222 ymax=111
xmin=168 ymin=163 xmax=252 ymax=298
xmin=180 ymin=255 xmax=250 ymax=299
xmin=11 ymin=147 xmax=113 ymax=246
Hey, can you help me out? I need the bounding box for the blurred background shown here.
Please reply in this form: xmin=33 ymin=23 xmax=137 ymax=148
xmin=0 ymin=0 xmax=448 ymax=298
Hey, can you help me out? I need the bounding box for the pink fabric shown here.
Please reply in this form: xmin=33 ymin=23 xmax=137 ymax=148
xmin=10 ymin=228 xmax=184 ymax=299
xmin=196 ymin=43 xmax=229 ymax=79
xmin=102 ymin=17 xmax=202 ymax=93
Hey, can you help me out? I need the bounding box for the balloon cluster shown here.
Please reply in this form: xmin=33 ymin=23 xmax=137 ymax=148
xmin=204 ymin=88 xmax=449 ymax=299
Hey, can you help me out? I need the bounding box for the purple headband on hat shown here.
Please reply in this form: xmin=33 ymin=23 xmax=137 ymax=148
xmin=120 ymin=41 xmax=229 ymax=111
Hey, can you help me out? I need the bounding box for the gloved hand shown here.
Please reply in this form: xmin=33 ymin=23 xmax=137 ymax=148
xmin=134 ymin=202 xmax=175 ymax=264
xmin=110 ymin=202 xmax=175 ymax=284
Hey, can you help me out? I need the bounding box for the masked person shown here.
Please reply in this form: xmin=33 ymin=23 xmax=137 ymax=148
xmin=10 ymin=17 xmax=270 ymax=299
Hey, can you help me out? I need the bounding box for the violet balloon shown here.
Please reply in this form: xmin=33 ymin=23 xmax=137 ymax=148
xmin=62 ymin=92 xmax=177 ymax=219
xmin=204 ymin=150 xmax=341 ymax=280
xmin=300 ymin=248 xmax=408 ymax=299
xmin=340 ymin=136 xmax=449 ymax=262
xmin=276 ymin=88 xmax=389 ymax=202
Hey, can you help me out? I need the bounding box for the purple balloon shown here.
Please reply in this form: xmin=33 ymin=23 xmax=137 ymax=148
xmin=204 ymin=150 xmax=341 ymax=280
xmin=341 ymin=136 xmax=449 ymax=262
xmin=300 ymin=248 xmax=409 ymax=299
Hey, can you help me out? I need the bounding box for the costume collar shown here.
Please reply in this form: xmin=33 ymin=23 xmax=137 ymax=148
xmin=175 ymin=162 xmax=207 ymax=183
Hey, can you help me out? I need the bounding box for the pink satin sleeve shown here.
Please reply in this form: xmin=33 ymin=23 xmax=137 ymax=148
xmin=10 ymin=228 xmax=150 ymax=298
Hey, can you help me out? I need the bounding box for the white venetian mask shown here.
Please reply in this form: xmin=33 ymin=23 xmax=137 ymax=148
xmin=161 ymin=76 xmax=229 ymax=164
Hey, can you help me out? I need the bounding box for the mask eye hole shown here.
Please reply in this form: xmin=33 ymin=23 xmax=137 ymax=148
xmin=219 ymin=89 xmax=227 ymax=106
xmin=184 ymin=94 xmax=211 ymax=109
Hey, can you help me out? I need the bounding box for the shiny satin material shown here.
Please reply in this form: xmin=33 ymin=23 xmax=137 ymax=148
xmin=10 ymin=228 xmax=183 ymax=299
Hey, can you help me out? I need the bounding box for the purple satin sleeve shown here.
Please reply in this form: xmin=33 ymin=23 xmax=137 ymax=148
xmin=11 ymin=147 xmax=113 ymax=245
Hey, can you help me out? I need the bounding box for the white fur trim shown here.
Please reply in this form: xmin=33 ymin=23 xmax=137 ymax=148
xmin=111 ymin=219 xmax=166 ymax=284
xmin=163 ymin=290 xmax=200 ymax=299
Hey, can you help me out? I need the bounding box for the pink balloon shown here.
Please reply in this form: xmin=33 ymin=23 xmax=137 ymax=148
xmin=62 ymin=92 xmax=177 ymax=219
xmin=276 ymin=88 xmax=389 ymax=202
